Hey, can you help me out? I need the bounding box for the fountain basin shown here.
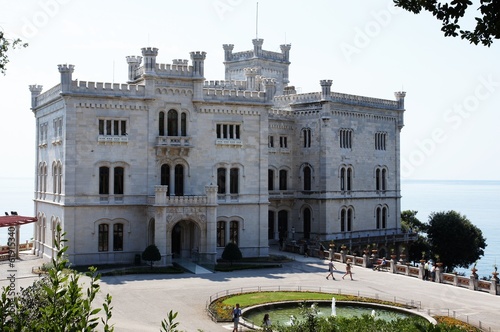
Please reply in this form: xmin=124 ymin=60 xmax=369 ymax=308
xmin=241 ymin=300 xmax=436 ymax=329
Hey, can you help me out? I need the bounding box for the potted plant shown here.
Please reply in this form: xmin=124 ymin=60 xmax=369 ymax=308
xmin=400 ymin=246 xmax=406 ymax=259
xmin=329 ymin=240 xmax=335 ymax=248
xmin=371 ymin=243 xmax=378 ymax=254
xmin=390 ymin=248 xmax=397 ymax=260
xmin=420 ymin=251 xmax=426 ymax=264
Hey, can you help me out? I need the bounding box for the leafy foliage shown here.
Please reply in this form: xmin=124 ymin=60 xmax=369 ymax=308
xmin=393 ymin=0 xmax=500 ymax=46
xmin=427 ymin=211 xmax=487 ymax=272
xmin=0 ymin=30 xmax=28 ymax=75
xmin=221 ymin=242 xmax=242 ymax=265
xmin=0 ymin=224 xmax=114 ymax=331
xmin=142 ymin=244 xmax=161 ymax=269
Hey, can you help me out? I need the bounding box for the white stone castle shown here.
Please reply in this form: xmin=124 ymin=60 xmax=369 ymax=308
xmin=29 ymin=38 xmax=406 ymax=267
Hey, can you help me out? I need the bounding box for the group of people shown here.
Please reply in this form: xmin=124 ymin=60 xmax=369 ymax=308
xmin=423 ymin=260 xmax=436 ymax=281
xmin=326 ymin=258 xmax=353 ymax=280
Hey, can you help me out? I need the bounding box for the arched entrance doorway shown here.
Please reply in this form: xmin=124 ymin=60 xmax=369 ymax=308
xmin=171 ymin=219 xmax=200 ymax=260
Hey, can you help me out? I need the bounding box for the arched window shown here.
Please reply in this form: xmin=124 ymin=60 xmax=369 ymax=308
xmin=98 ymin=224 xmax=109 ymax=252
xmin=181 ymin=113 xmax=187 ymax=136
xmin=230 ymin=168 xmax=239 ymax=194
xmin=376 ymin=207 xmax=381 ymax=229
xmin=217 ymin=221 xmax=226 ymax=247
xmin=268 ymin=169 xmax=274 ymax=191
xmin=114 ymin=166 xmax=124 ymax=195
xmin=268 ymin=210 xmax=275 ymax=240
xmin=174 ymin=164 xmax=184 ymax=196
xmin=113 ymin=223 xmax=123 ymax=251
xmin=230 ymin=220 xmax=239 ymax=244
xmin=217 ymin=168 xmax=226 ymax=194
xmin=167 ymin=109 xmax=178 ymax=136
xmin=159 ymin=111 xmax=165 ymax=136
xmin=279 ymin=170 xmax=287 ymax=190
xmin=340 ymin=166 xmax=352 ymax=191
xmin=375 ymin=167 xmax=387 ymax=191
xmin=303 ymin=208 xmax=311 ymax=239
xmin=303 ymin=128 xmax=311 ymax=148
xmin=340 ymin=207 xmax=353 ymax=232
xmin=161 ymin=164 xmax=170 ymax=195
xmin=382 ymin=206 xmax=387 ymax=228
xmin=99 ymin=166 xmax=109 ymax=195
xmin=303 ymin=165 xmax=311 ymax=191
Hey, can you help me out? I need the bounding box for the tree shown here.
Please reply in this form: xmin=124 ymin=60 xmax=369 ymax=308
xmin=142 ymin=244 xmax=161 ymax=269
xmin=393 ymin=0 xmax=500 ymax=46
xmin=221 ymin=242 xmax=242 ymax=265
xmin=401 ymin=210 xmax=427 ymax=233
xmin=427 ymin=210 xmax=486 ymax=272
xmin=0 ymin=224 xmax=114 ymax=331
xmin=401 ymin=210 xmax=430 ymax=264
xmin=0 ymin=30 xmax=27 ymax=75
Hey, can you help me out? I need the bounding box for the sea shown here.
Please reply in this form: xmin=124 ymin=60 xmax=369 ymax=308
xmin=1 ymin=177 xmax=499 ymax=278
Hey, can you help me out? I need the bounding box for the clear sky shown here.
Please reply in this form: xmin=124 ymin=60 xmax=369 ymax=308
xmin=1 ymin=0 xmax=499 ymax=180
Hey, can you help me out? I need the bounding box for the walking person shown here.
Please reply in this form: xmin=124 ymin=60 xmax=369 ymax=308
xmin=342 ymin=259 xmax=353 ymax=280
xmin=232 ymin=303 xmax=242 ymax=332
xmin=326 ymin=258 xmax=337 ymax=280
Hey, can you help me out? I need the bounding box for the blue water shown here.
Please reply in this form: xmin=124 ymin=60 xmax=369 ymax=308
xmin=1 ymin=177 xmax=499 ymax=277
xmin=401 ymin=179 xmax=500 ymax=278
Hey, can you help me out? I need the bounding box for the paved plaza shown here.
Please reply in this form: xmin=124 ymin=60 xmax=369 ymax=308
xmin=1 ymin=249 xmax=499 ymax=331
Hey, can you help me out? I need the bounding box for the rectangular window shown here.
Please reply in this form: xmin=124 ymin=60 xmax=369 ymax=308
xmin=280 ymin=136 xmax=288 ymax=148
xmin=216 ymin=123 xmax=241 ymax=140
xmin=340 ymin=129 xmax=353 ymax=149
xmin=99 ymin=118 xmax=127 ymax=136
xmin=113 ymin=223 xmax=123 ymax=251
xmin=268 ymin=169 xmax=274 ymax=190
xmin=217 ymin=168 xmax=226 ymax=194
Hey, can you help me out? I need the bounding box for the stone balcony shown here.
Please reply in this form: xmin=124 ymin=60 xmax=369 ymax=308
xmin=155 ymin=136 xmax=192 ymax=156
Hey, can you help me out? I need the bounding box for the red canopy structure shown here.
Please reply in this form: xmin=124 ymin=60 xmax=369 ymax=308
xmin=0 ymin=215 xmax=37 ymax=227
xmin=0 ymin=215 xmax=37 ymax=259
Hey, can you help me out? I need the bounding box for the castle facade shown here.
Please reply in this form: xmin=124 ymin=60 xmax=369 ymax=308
xmin=29 ymin=39 xmax=406 ymax=266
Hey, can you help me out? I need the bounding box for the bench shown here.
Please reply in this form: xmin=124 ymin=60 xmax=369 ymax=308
xmin=373 ymin=258 xmax=389 ymax=271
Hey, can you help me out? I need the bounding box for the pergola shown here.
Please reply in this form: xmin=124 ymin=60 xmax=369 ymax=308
xmin=0 ymin=214 xmax=37 ymax=259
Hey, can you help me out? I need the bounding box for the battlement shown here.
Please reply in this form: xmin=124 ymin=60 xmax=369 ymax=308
xmin=203 ymin=80 xmax=247 ymax=89
xmin=202 ymin=87 xmax=267 ymax=103
xmin=69 ymin=81 xmax=146 ymax=97
xmin=274 ymin=91 xmax=400 ymax=109
xmin=32 ymin=84 xmax=61 ymax=108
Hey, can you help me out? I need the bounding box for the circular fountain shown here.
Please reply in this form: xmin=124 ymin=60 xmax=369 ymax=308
xmin=241 ymin=299 xmax=435 ymax=328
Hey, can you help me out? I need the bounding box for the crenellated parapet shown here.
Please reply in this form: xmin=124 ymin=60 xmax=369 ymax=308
xmin=202 ymin=88 xmax=267 ymax=103
xmin=227 ymin=39 xmax=291 ymax=63
xmin=69 ymin=81 xmax=146 ymax=97
xmin=203 ymin=80 xmax=247 ymax=89
xmin=274 ymin=91 xmax=400 ymax=110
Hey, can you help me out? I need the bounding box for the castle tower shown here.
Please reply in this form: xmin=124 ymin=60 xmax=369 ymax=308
xmin=126 ymin=56 xmax=142 ymax=82
xmin=57 ymin=64 xmax=75 ymax=93
xmin=262 ymin=78 xmax=276 ymax=101
xmin=190 ymin=51 xmax=207 ymax=77
xmin=223 ymin=39 xmax=291 ymax=95
xmin=280 ymin=44 xmax=291 ymax=62
xmin=222 ymin=44 xmax=234 ymax=61
xmin=29 ymin=85 xmax=43 ymax=109
xmin=244 ymin=67 xmax=259 ymax=90
xmin=141 ymin=47 xmax=158 ymax=74
xmin=394 ymin=91 xmax=406 ymax=109
xmin=252 ymin=38 xmax=264 ymax=57
xmin=320 ymin=80 xmax=333 ymax=100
